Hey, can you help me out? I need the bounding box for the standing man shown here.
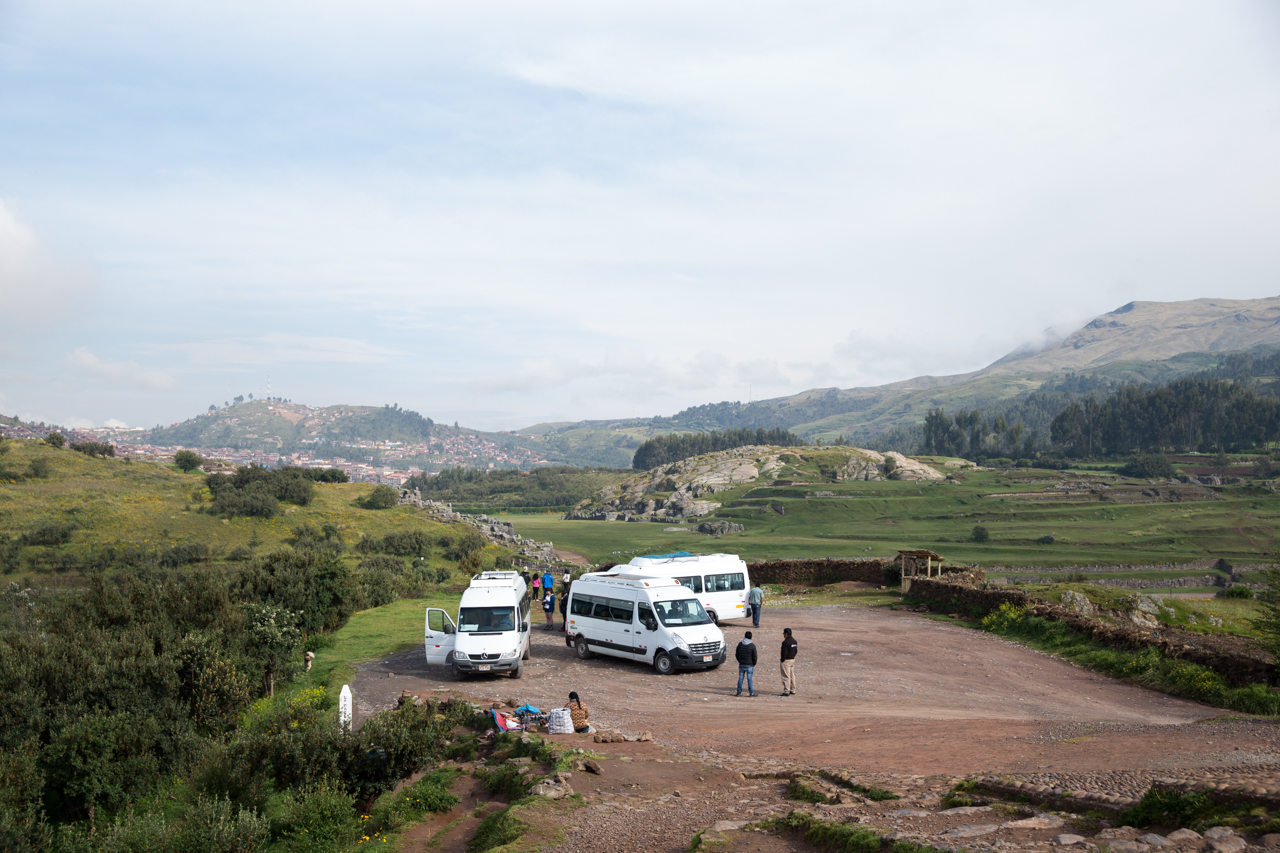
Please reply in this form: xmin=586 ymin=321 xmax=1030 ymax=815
xmin=559 ymin=582 xmax=570 ymax=630
xmin=542 ymin=569 xmax=555 ymax=594
xmin=748 ymin=582 xmax=764 ymax=628
xmin=542 ymin=588 xmax=557 ymax=630
xmin=779 ymin=627 xmax=797 ymax=696
xmin=735 ymin=631 xmax=757 ymax=696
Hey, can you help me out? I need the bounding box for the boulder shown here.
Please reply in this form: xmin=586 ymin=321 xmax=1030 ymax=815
xmin=1051 ymin=834 xmax=1087 ymax=846
xmin=1061 ymin=590 xmax=1096 ymax=616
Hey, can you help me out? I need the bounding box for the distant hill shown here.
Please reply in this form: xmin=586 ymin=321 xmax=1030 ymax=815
xmin=144 ymin=401 xmax=433 ymax=452
xmin=519 ymin=296 xmax=1280 ymax=455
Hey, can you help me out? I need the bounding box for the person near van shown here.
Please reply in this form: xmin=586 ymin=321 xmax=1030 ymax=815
xmin=568 ymin=691 xmax=590 ymax=733
xmin=543 ymin=570 xmax=555 ymax=591
xmin=735 ymin=631 xmax=758 ymax=696
xmin=562 ymin=570 xmax=571 ymax=590
xmin=532 ymin=574 xmax=541 ymax=598
xmin=542 ymin=590 xmax=556 ymax=630
xmin=780 ymin=627 xmax=798 ymax=696
xmin=748 ymin=582 xmax=764 ymax=627
xmin=559 ymin=583 xmax=569 ymax=628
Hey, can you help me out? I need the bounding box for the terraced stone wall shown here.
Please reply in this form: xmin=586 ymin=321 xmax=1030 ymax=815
xmin=907 ymin=577 xmax=1275 ymax=688
xmin=748 ymin=559 xmax=886 ymax=585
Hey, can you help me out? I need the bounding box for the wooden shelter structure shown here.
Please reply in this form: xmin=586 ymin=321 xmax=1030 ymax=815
xmin=897 ymin=549 xmax=944 ymax=593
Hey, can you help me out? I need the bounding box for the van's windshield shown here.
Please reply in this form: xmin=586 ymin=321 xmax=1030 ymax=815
xmin=654 ymin=598 xmax=711 ymax=627
xmin=458 ymin=607 xmax=516 ymax=633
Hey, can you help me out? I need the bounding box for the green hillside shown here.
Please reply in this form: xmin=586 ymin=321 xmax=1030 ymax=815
xmin=0 ymin=439 xmax=507 ymax=581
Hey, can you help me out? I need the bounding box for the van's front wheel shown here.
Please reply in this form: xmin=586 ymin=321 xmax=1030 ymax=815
xmin=707 ymin=610 xmax=719 ymax=625
xmin=510 ymin=660 xmax=524 ymax=679
xmin=522 ymin=642 xmax=530 ymax=661
xmin=653 ymin=651 xmax=675 ymax=675
xmin=574 ymin=636 xmax=593 ymax=660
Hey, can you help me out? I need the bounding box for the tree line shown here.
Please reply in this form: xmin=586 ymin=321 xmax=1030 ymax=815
xmin=404 ymin=465 xmax=628 ymax=508
xmin=631 ymin=427 xmax=806 ymax=470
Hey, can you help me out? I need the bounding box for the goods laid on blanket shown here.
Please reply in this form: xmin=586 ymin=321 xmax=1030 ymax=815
xmin=489 ymin=705 xmax=587 ymax=734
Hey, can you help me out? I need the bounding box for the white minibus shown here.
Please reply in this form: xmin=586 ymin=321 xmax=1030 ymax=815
xmin=564 ymin=572 xmax=727 ymax=675
xmin=424 ymin=571 xmax=531 ymax=679
xmin=608 ymin=552 xmax=750 ymax=624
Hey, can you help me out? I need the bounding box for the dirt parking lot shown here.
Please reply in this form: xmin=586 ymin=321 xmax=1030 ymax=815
xmin=353 ymin=604 xmax=1280 ymax=778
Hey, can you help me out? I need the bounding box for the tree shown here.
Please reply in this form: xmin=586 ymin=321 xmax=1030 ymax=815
xmin=43 ymin=433 xmax=65 ymax=448
xmin=971 ymin=525 xmax=990 ymax=543
xmin=243 ymin=603 xmax=301 ymax=697
xmin=1119 ymin=454 xmax=1175 ymax=479
xmin=172 ymin=450 xmax=203 ymax=472
xmin=365 ymin=484 xmax=399 ymax=509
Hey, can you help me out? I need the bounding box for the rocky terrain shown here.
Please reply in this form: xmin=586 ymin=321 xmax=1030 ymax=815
xmin=565 ymin=446 xmax=943 ymax=522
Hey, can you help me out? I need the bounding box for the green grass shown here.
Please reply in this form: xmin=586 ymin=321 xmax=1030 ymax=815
xmin=0 ymin=440 xmax=507 ymax=579
xmin=498 ymin=465 xmax=1280 ymax=568
xmin=299 ymin=593 xmax=463 ymax=692
xmin=1028 ymin=583 xmax=1265 ymax=637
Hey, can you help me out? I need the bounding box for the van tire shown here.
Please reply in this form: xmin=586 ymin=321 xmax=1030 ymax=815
xmin=707 ymin=609 xmax=719 ymax=624
xmin=453 ymin=666 xmax=469 ymax=680
xmin=522 ymin=642 xmax=530 ymax=660
xmin=574 ymin=636 xmax=593 ymax=659
xmin=510 ymin=660 xmax=523 ymax=679
xmin=653 ymin=651 xmax=674 ymax=675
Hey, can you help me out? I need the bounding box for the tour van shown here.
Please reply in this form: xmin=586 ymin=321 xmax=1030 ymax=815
xmin=564 ymin=572 xmax=727 ymax=675
xmin=424 ymin=571 xmax=531 ymax=679
xmin=606 ymin=552 xmax=750 ymax=624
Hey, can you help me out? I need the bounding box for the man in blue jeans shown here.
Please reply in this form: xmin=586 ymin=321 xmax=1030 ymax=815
xmin=735 ymin=631 xmax=758 ymax=696
xmin=748 ymin=582 xmax=764 ymax=628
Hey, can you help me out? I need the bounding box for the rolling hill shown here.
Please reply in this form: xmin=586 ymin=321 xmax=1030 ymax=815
xmin=520 ymin=297 xmax=1280 ymax=457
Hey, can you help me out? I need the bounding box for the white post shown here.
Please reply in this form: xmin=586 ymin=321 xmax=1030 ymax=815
xmin=339 ymin=684 xmax=353 ymax=731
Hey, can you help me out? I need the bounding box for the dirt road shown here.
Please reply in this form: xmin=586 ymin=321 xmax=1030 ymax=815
xmin=353 ymin=605 xmax=1280 ymax=777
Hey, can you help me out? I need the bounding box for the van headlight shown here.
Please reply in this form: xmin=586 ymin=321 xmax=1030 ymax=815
xmin=453 ymin=651 xmax=469 ymax=661
xmin=672 ymin=635 xmax=690 ymax=651
xmin=501 ymin=648 xmax=518 ymax=659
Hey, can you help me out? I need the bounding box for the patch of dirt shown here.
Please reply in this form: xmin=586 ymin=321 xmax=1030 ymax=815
xmin=555 ymin=549 xmax=592 ymax=566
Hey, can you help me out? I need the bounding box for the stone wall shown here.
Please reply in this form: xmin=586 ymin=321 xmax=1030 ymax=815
xmin=906 ymin=577 xmax=1275 ymax=688
xmin=994 ymin=575 xmax=1221 ymax=590
xmin=748 ymin=559 xmax=886 ymax=585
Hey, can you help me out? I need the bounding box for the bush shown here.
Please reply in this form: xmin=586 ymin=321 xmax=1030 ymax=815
xmin=357 ymin=556 xmax=404 ymax=609
xmin=1037 ymin=535 xmax=1055 ymax=545
xmin=276 ymin=782 xmax=362 ymax=853
xmin=42 ymin=433 xmax=65 ymax=448
xmin=882 ymin=563 xmax=902 ymax=586
xmin=175 ymin=449 xmax=204 ymax=472
xmin=1218 ymin=586 xmax=1255 ymax=600
xmin=20 ymin=522 xmax=76 ymax=547
xmin=970 ymin=524 xmax=990 ymax=543
xmin=365 ymin=485 xmax=399 ymax=510
xmin=172 ymin=795 xmax=270 ymax=853
xmin=468 ymin=806 xmax=526 ymax=853
xmin=1120 ymin=454 xmax=1176 ymax=479
xmin=71 ymin=441 xmax=115 ymax=458
xmin=25 ymin=458 xmax=51 ymax=479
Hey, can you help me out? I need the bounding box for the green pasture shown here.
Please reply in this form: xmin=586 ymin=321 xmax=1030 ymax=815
xmin=499 ymin=467 xmax=1280 ymax=568
xmin=0 ymin=440 xmax=497 ymax=575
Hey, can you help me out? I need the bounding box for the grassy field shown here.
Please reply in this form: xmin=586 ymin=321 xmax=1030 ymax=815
xmin=497 ymin=466 xmax=1280 ymax=568
xmin=0 ymin=440 xmax=498 ymax=576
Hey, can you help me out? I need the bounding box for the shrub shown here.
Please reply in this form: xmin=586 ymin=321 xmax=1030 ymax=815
xmin=71 ymin=441 xmax=115 ymax=458
xmin=25 ymin=458 xmax=52 ymax=479
xmin=357 ymin=556 xmax=404 ymax=609
xmin=770 ymin=812 xmax=881 ymax=853
xmin=1037 ymin=534 xmax=1055 ymax=545
xmin=174 ymin=449 xmax=204 ymax=472
xmin=468 ymin=806 xmax=526 ymax=853
xmin=981 ymin=602 xmax=1030 ymax=633
xmin=20 ymin=522 xmax=76 ymax=547
xmin=171 ymin=795 xmax=270 ymax=853
xmin=882 ymin=563 xmax=902 ymax=586
xmin=365 ymin=485 xmax=399 ymax=509
xmin=42 ymin=433 xmax=65 ymax=448
xmin=1120 ymin=454 xmax=1176 ymax=479
xmin=1218 ymin=586 xmax=1255 ymax=599
xmin=276 ymin=782 xmax=361 ymax=853
xmin=970 ymin=524 xmax=990 ymax=543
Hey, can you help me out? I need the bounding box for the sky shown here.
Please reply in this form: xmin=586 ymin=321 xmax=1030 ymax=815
xmin=2 ymin=2 xmax=1280 ymax=432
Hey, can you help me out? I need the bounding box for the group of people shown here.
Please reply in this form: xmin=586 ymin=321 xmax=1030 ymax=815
xmin=734 ymin=627 xmax=798 ymax=696
xmin=521 ymin=568 xmax=572 ymax=631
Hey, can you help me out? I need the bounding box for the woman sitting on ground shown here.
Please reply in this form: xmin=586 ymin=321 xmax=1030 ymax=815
xmin=568 ymin=691 xmax=590 ymax=734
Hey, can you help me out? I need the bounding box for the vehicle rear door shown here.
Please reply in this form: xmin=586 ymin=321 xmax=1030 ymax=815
xmin=424 ymin=608 xmax=457 ymax=665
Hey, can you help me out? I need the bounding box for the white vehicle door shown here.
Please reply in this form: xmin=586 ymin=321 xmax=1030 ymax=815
xmin=424 ymin=608 xmax=457 ymax=665
xmin=633 ymin=600 xmax=659 ymax=663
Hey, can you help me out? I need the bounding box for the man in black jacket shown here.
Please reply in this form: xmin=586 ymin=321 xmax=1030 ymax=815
xmin=735 ymin=631 xmax=758 ymax=697
xmin=780 ymin=628 xmax=798 ymax=696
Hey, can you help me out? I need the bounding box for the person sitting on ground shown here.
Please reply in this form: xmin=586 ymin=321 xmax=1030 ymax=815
xmin=568 ymin=691 xmax=590 ymax=733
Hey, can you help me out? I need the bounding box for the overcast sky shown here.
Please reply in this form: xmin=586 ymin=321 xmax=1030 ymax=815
xmin=2 ymin=2 xmax=1279 ymax=432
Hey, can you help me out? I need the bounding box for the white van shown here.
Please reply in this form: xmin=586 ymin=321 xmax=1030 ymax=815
xmin=424 ymin=571 xmax=531 ymax=679
xmin=564 ymin=573 xmax=727 ymax=675
xmin=611 ymin=552 xmax=751 ymax=624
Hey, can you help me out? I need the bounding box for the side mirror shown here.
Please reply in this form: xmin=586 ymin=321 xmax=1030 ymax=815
xmin=644 ymin=620 xmax=658 ymax=632
xmin=443 ymin=625 xmax=455 ymax=635
xmin=521 ymin=622 xmax=529 ymax=632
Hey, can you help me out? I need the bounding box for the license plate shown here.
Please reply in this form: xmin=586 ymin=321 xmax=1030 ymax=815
xmin=702 ymin=655 xmax=712 ymax=662
xmin=479 ymin=664 xmax=491 ymax=671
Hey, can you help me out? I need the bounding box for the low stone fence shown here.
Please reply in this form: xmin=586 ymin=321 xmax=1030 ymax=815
xmin=906 ymin=577 xmax=1274 ymax=688
xmin=748 ymin=559 xmax=886 ymax=585
xmin=970 ymin=775 xmax=1138 ymax=814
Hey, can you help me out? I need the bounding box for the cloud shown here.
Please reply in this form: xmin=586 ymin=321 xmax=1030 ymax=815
xmin=64 ymin=347 xmax=176 ymax=391
xmin=0 ymin=201 xmax=96 ymax=335
xmin=157 ymin=334 xmax=404 ymax=365
xmin=103 ymin=418 xmax=129 ymax=428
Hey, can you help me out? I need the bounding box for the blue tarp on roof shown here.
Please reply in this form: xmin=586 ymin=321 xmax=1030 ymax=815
xmin=636 ymin=551 xmax=694 ymax=560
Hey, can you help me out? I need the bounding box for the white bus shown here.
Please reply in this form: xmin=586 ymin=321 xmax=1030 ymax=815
xmin=604 ymin=552 xmax=750 ymax=624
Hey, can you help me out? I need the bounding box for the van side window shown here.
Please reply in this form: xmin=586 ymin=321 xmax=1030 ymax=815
xmin=675 ymin=575 xmax=704 ymax=594
xmin=570 ymin=595 xmax=596 ymax=617
xmin=706 ymin=572 xmax=745 ymax=592
xmin=637 ymin=602 xmax=657 ymax=630
xmin=428 ymin=610 xmax=447 ymax=632
xmin=592 ymin=600 xmax=612 ymax=619
xmin=607 ymin=598 xmax=633 ymax=622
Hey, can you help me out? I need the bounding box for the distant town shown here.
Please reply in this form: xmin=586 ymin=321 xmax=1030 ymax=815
xmin=0 ymin=412 xmax=550 ymax=483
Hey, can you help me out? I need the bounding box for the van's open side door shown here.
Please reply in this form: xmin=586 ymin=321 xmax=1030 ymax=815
xmin=425 ymin=608 xmax=457 ymax=665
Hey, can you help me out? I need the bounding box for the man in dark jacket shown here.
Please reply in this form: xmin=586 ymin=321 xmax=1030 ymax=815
xmin=735 ymin=631 xmax=758 ymax=696
xmin=780 ymin=628 xmax=798 ymax=696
